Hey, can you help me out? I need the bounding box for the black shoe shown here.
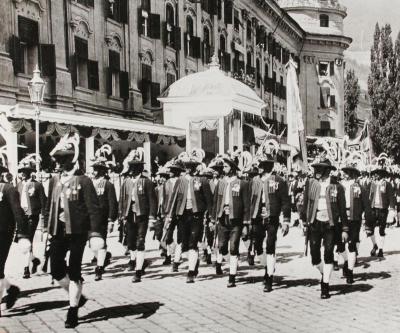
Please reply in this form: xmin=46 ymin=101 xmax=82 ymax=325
xmin=23 ymin=267 xmax=30 ymax=279
xmin=227 ymin=274 xmax=236 ymax=288
xmin=104 ymin=252 xmax=112 ymax=267
xmin=78 ymin=295 xmax=87 ymax=308
xmin=320 ymin=282 xmax=331 ymax=299
xmin=160 ymin=248 xmax=167 ymax=258
xmin=377 ymin=249 xmax=384 ymax=258
xmin=263 ymin=275 xmax=273 ymax=293
xmin=342 ymin=261 xmax=349 ymax=278
xmin=163 ymin=255 xmax=172 ymax=266
xmin=216 ymin=263 xmax=223 ymax=276
xmin=263 ymin=268 xmax=268 ymax=285
xmin=142 ymin=259 xmax=150 ymax=275
xmin=127 ymin=260 xmax=136 ymax=271
xmin=94 ymin=266 xmax=103 ymax=281
xmin=31 ymin=257 xmax=41 ymax=274
xmin=65 ymin=307 xmax=79 ymax=329
xmin=248 ymin=253 xmax=255 ymax=266
xmin=194 ymin=259 xmax=200 ymax=277
xmin=5 ymin=285 xmax=20 ymax=309
xmin=370 ymin=244 xmax=378 ymax=256
xmin=132 ymin=270 xmax=142 ymax=283
xmin=206 ymin=253 xmax=212 ymax=265
xmin=346 ymin=270 xmax=354 ymax=284
xmin=333 ymin=261 xmax=339 ymax=271
xmin=91 ymin=257 xmax=97 ymax=265
xmin=172 ymin=262 xmax=179 ymax=272
xmin=186 ymin=271 xmax=195 ymax=283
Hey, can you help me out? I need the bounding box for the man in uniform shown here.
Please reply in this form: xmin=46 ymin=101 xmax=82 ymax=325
xmin=90 ymin=144 xmax=118 ymax=281
xmin=250 ymin=147 xmax=290 ymax=292
xmin=16 ymin=154 xmax=46 ymax=279
xmin=44 ymin=134 xmax=104 ymax=328
xmin=301 ymin=158 xmax=348 ymax=299
xmin=0 ymin=147 xmax=31 ymax=316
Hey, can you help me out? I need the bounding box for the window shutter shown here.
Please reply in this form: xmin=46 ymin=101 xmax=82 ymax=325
xmin=149 ymin=14 xmax=161 ymax=39
xmin=142 ymin=63 xmax=152 ymax=81
xmin=193 ymin=36 xmax=201 ymax=58
xmin=151 ymin=82 xmax=161 ymax=107
xmin=75 ymin=37 xmax=88 ymax=59
xmin=330 ymin=61 xmax=335 ymax=76
xmin=138 ymin=8 xmax=143 ymax=35
xmin=238 ymin=60 xmax=245 ymax=73
xmin=184 ymin=33 xmax=188 ymax=56
xmin=119 ymin=0 xmax=128 ymax=24
xmin=142 ymin=0 xmax=151 ymax=12
xmin=217 ymin=0 xmax=222 ymax=20
xmin=88 ymin=60 xmax=99 ymax=91
xmin=210 ymin=0 xmax=217 ymax=15
xmin=70 ymin=54 xmax=77 ymax=88
xmin=224 ymin=52 xmax=231 ymax=71
xmin=9 ymin=35 xmax=23 ymax=74
xmin=109 ymin=50 xmax=120 ymax=71
xmin=162 ymin=22 xmax=168 ymax=46
xmin=120 ymin=71 xmax=129 ymax=99
xmin=174 ymin=26 xmax=181 ymax=50
xmin=87 ymin=0 xmax=94 ymax=7
xmin=106 ymin=67 xmax=112 ymax=96
xmin=39 ymin=44 xmax=56 ymax=77
xmin=224 ymin=0 xmax=233 ymax=25
xmin=105 ymin=0 xmax=112 ymax=18
xmin=320 ymin=88 xmax=325 ymax=108
xmin=330 ymin=94 xmax=336 ymax=108
xmin=140 ymin=79 xmax=150 ymax=105
xmin=18 ymin=16 xmax=39 ymax=46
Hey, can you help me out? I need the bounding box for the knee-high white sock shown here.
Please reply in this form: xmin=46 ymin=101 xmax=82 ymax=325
xmin=216 ymin=252 xmax=223 ymax=264
xmin=356 ymin=242 xmax=360 ymax=252
xmin=334 ymin=251 xmax=339 ymax=262
xmin=378 ymin=236 xmax=385 ymax=250
xmin=229 ymin=256 xmax=238 ymax=275
xmin=259 ymin=253 xmax=267 ymax=267
xmin=340 ymin=251 xmax=348 ymax=263
xmin=0 ymin=279 xmax=4 ymax=303
xmin=3 ymin=278 xmax=10 ymax=291
xmin=348 ymin=252 xmax=357 ymax=270
xmin=266 ymin=254 xmax=276 ymax=276
xmin=69 ymin=281 xmax=82 ymax=307
xmin=188 ymin=250 xmax=198 ymax=271
xmin=314 ymin=262 xmax=324 ymax=275
xmin=174 ymin=244 xmax=182 ymax=263
xmin=370 ymin=234 xmax=377 ymax=246
xmin=97 ymin=249 xmax=107 ymax=267
xmin=323 ymin=264 xmax=333 ymax=283
xmin=57 ymin=276 xmax=70 ymax=292
xmin=24 ymin=252 xmax=32 ymax=268
xmin=130 ymin=250 xmax=136 ymax=261
xmin=136 ymin=251 xmax=145 ymax=271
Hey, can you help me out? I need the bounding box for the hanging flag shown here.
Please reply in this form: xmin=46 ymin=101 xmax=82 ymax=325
xmin=347 ymin=119 xmax=374 ymax=163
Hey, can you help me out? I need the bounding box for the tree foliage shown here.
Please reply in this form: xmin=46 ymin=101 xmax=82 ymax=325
xmin=368 ymin=23 xmax=400 ymax=162
xmin=344 ymin=69 xmax=360 ymax=138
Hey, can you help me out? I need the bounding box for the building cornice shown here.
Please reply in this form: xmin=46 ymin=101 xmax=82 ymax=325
xmin=305 ymin=33 xmax=352 ymax=49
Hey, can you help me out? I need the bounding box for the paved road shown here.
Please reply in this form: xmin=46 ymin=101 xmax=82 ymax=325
xmin=1 ymin=226 xmax=400 ymax=333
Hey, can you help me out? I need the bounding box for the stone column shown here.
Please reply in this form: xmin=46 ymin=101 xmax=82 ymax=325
xmin=85 ymin=136 xmax=95 ymax=174
xmin=143 ymin=141 xmax=151 ymax=173
xmin=6 ymin=131 xmax=18 ymax=176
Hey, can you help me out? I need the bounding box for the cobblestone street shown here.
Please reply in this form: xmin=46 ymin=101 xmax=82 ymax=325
xmin=1 ymin=227 xmax=400 ymax=333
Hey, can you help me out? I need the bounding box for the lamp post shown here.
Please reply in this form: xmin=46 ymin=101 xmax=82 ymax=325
xmin=28 ymin=65 xmax=46 ymax=176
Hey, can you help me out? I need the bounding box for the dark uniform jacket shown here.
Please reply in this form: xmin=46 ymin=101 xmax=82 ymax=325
xmin=118 ymin=177 xmax=134 ymax=219
xmin=0 ymin=183 xmax=29 ymax=238
xmin=250 ymin=174 xmax=291 ymax=223
xmin=93 ymin=177 xmax=118 ymax=226
xmin=17 ymin=180 xmax=47 ymax=216
xmin=344 ymin=181 xmax=365 ymax=221
xmin=369 ymin=180 xmax=395 ymax=210
xmin=44 ymin=174 xmax=103 ymax=237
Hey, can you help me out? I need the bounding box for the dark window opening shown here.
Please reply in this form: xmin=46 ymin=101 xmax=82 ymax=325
xmin=320 ymin=14 xmax=329 ymax=28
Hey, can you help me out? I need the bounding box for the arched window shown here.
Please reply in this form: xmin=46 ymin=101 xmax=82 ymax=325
xmin=320 ymin=14 xmax=329 ymax=27
xmin=166 ymin=3 xmax=175 ymax=26
xmin=203 ymin=26 xmax=211 ymax=63
xmin=186 ymin=16 xmax=195 ymax=57
xmin=186 ymin=16 xmax=194 ymax=36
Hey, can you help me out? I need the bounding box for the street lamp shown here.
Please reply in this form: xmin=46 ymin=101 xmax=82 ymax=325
xmin=28 ymin=65 xmax=45 ymax=175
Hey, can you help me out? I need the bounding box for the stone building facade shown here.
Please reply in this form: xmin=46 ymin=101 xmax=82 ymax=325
xmin=0 ymin=0 xmax=351 ymax=160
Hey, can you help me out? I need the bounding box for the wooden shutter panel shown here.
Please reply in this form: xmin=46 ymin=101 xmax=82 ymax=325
xmin=70 ymin=54 xmax=77 ymax=88
xmin=87 ymin=0 xmax=94 ymax=7
xmin=39 ymin=44 xmax=56 ymax=77
xmin=184 ymin=33 xmax=188 ymax=56
xmin=174 ymin=26 xmax=181 ymax=50
xmin=119 ymin=0 xmax=128 ymax=24
xmin=9 ymin=36 xmax=23 ymax=74
xmin=224 ymin=52 xmax=231 ymax=71
xmin=224 ymin=0 xmax=233 ymax=25
xmin=106 ymin=67 xmax=112 ymax=96
xmin=140 ymin=79 xmax=150 ymax=104
xmin=138 ymin=8 xmax=143 ymax=35
xmin=330 ymin=94 xmax=336 ymax=107
xmin=120 ymin=71 xmax=129 ymax=99
xmin=75 ymin=37 xmax=88 ymax=59
xmin=109 ymin=50 xmax=120 ymax=71
xmin=217 ymin=0 xmax=222 ymax=20
xmin=105 ymin=0 xmax=112 ymax=18
xmin=193 ymin=36 xmax=201 ymax=58
xmin=330 ymin=61 xmax=335 ymax=76
xmin=162 ymin=22 xmax=168 ymax=46
xmin=151 ymin=82 xmax=161 ymax=107
xmin=88 ymin=60 xmax=99 ymax=90
xmin=150 ymin=14 xmax=161 ymax=39
xmin=18 ymin=16 xmax=39 ymax=46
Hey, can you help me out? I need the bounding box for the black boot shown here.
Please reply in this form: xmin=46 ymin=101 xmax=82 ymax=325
xmin=206 ymin=253 xmax=212 ymax=265
xmin=172 ymin=262 xmax=179 ymax=272
xmin=94 ymin=266 xmax=103 ymax=281
xmin=194 ymin=259 xmax=200 ymax=277
xmin=127 ymin=260 xmax=136 ymax=271
xmin=104 ymin=252 xmax=112 ymax=267
xmin=370 ymin=244 xmax=378 ymax=256
xmin=31 ymin=257 xmax=41 ymax=274
xmin=163 ymin=255 xmax=172 ymax=266
xmin=333 ymin=261 xmax=339 ymax=271
xmin=377 ymin=249 xmax=384 ymax=258
xmin=5 ymin=285 xmax=20 ymax=309
xmin=248 ymin=253 xmax=255 ymax=266
xmin=78 ymin=295 xmax=87 ymax=308
xmin=132 ymin=270 xmax=142 ymax=283
xmin=23 ymin=267 xmax=30 ymax=279
xmin=142 ymin=259 xmax=150 ymax=275
xmin=263 ymin=268 xmax=268 ymax=285
xmin=215 ymin=263 xmax=223 ymax=276
xmin=346 ymin=269 xmax=354 ymax=284
xmin=65 ymin=307 xmax=79 ymax=328
xmin=186 ymin=271 xmax=195 ymax=283
xmin=342 ymin=261 xmax=349 ymax=278
xmin=263 ymin=275 xmax=273 ymax=293
xmin=320 ymin=282 xmax=331 ymax=299
xmin=227 ymin=274 xmax=236 ymax=288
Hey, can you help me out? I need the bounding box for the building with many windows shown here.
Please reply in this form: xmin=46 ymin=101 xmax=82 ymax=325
xmin=0 ymin=0 xmax=351 ymax=173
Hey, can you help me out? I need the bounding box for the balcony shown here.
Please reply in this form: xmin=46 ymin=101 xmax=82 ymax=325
xmin=232 ymin=69 xmax=256 ymax=88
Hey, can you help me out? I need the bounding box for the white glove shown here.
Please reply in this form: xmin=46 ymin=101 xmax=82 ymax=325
xmin=18 ymin=238 xmax=32 ymax=254
xmin=89 ymin=237 xmax=105 ymax=251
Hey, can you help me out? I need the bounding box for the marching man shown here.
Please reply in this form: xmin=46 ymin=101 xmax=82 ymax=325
xmin=16 ymin=154 xmax=47 ymax=279
xmin=90 ymin=144 xmax=118 ymax=281
xmin=250 ymin=141 xmax=291 ymax=292
xmin=44 ymin=134 xmax=104 ymax=328
xmin=301 ymin=158 xmax=348 ymax=299
xmin=0 ymin=147 xmax=31 ymax=316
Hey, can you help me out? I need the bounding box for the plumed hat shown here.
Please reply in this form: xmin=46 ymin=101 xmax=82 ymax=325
xmin=50 ymin=133 xmax=80 ymax=164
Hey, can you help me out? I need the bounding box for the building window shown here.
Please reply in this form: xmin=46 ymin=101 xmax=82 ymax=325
xmin=77 ymin=0 xmax=94 ymax=7
xmin=234 ymin=9 xmax=240 ymax=32
xmin=246 ymin=52 xmax=254 ymax=76
xmin=217 ymin=0 xmax=222 ymax=20
xmin=318 ymin=61 xmax=335 ymax=76
xmin=140 ymin=62 xmax=160 ymax=107
xmin=107 ymin=49 xmax=129 ymax=99
xmin=106 ymin=0 xmax=128 ymax=24
xmin=320 ymin=87 xmax=335 ymax=108
xmin=246 ymin=20 xmax=252 ymax=40
xmin=256 ymin=59 xmax=261 ymax=88
xmin=165 ymin=3 xmax=175 ymax=46
xmin=73 ymin=36 xmax=99 ymax=90
xmin=185 ymin=16 xmax=200 ymax=58
xmin=320 ymin=14 xmax=329 ymax=28
xmin=17 ymin=16 xmax=39 ymax=75
xmin=166 ymin=73 xmax=176 ymax=88
xmin=203 ymin=26 xmax=211 ymax=63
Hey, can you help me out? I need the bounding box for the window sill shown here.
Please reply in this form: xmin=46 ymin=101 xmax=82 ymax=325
xmin=71 ymin=1 xmax=92 ymax=13
xmin=109 ymin=95 xmax=123 ymax=102
xmin=140 ymin=35 xmax=153 ymax=43
xmin=75 ymin=86 xmax=94 ymax=95
xmin=106 ymin=18 xmax=123 ymax=28
xmin=16 ymin=73 xmax=33 ymax=80
xmin=166 ymin=45 xmax=176 ymax=53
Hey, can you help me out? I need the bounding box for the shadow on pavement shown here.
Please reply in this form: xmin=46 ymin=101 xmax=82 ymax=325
xmin=1 ymin=286 xmax=57 ymax=304
xmin=354 ymin=271 xmax=391 ymax=282
xmin=6 ymin=300 xmax=69 ymax=316
xmin=79 ymin=302 xmax=164 ymax=323
xmin=331 ymin=283 xmax=373 ymax=295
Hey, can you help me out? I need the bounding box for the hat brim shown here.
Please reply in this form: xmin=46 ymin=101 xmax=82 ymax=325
xmin=222 ymin=158 xmax=239 ymax=171
xmin=52 ymin=150 xmax=75 ymax=158
xmin=258 ymin=159 xmax=275 ymax=165
xmin=18 ymin=167 xmax=35 ymax=173
xmin=128 ymin=161 xmax=145 ymax=166
xmin=169 ymin=165 xmax=185 ymax=172
xmin=183 ymin=160 xmax=200 ymax=167
xmin=342 ymin=167 xmax=360 ymax=176
xmin=311 ymin=163 xmax=337 ymax=171
xmin=371 ymin=169 xmax=389 ymax=176
xmin=92 ymin=163 xmax=109 ymax=170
